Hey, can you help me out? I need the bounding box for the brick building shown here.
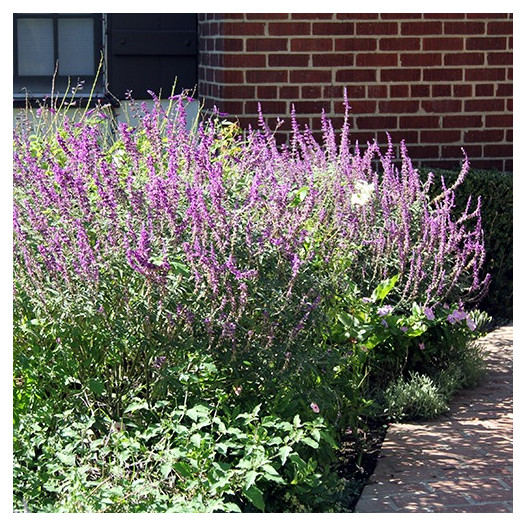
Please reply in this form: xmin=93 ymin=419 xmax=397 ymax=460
xmin=198 ymin=13 xmax=513 ymax=171
xmin=13 ymin=13 xmax=513 ymax=171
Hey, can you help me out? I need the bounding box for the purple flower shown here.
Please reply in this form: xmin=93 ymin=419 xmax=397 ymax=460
xmin=377 ymin=305 xmax=394 ymax=317
xmin=310 ymin=403 xmax=320 ymax=413
xmin=448 ymin=309 xmax=467 ymax=324
xmin=13 ymin=89 xmax=491 ymax=401
xmin=423 ymin=307 xmax=435 ymax=321
xmin=466 ymin=317 xmax=477 ymax=331
xmin=419 ymin=342 xmax=425 ymax=350
xmin=452 ymin=309 xmax=466 ymax=321
xmin=152 ymin=356 xmax=166 ymax=369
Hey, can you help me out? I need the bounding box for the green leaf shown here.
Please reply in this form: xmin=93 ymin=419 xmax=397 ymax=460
xmin=106 ymin=486 xmax=124 ymax=497
xmin=168 ymin=447 xmax=184 ymax=459
xmin=411 ymin=302 xmax=423 ymax=317
xmin=288 ymin=452 xmax=309 ymax=485
xmin=201 ymin=361 xmax=218 ymax=375
xmin=190 ymin=433 xmax=202 ymax=447
xmin=278 ymin=445 xmax=293 ymax=465
xmin=242 ymin=485 xmax=265 ymax=512
xmin=124 ymin=400 xmax=148 ymax=414
xmin=261 ymin=464 xmax=280 ymax=477
xmin=337 ymin=311 xmax=355 ymax=329
xmin=371 ymin=274 xmax=399 ymax=302
xmin=160 ymin=462 xmax=172 ymax=478
xmin=43 ymin=481 xmax=60 ymax=493
xmin=175 ymin=424 xmax=189 ymax=434
xmin=186 ymin=405 xmax=210 ymax=422
xmin=215 ymin=442 xmax=228 ymax=455
xmin=261 ymin=464 xmax=285 ymax=484
xmin=56 ymin=452 xmax=76 ymax=466
xmin=364 ymin=331 xmax=389 ymax=349
xmin=289 ymin=186 xmax=309 ymax=207
xmin=406 ymin=326 xmax=427 ymax=337
xmin=331 ymin=331 xmax=351 ymax=344
xmin=244 ymin=470 xmax=258 ymax=490
xmin=289 ymin=452 xmax=307 ymax=469
xmin=192 ymin=417 xmax=211 ymax=430
xmin=301 ymin=437 xmax=319 ymax=449
xmin=237 ymin=458 xmax=252 ymax=470
xmin=150 ymin=256 xmax=166 ymax=267
xmin=172 ymin=461 xmax=193 ymax=478
xmin=311 ymin=428 xmax=321 ymax=443
xmin=212 ymin=416 xmax=227 ymax=434
xmin=88 ymin=379 xmax=104 ymax=395
xmin=319 ymin=430 xmax=338 ymax=449
xmin=226 ymin=426 xmax=247 ymax=439
xmin=171 ymin=260 xmax=191 ymax=277
xmin=236 ymin=403 xmax=261 ymax=424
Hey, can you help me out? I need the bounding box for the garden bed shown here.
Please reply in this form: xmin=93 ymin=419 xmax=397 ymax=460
xmin=13 ymin=93 xmax=494 ymax=512
xmin=338 ymin=421 xmax=388 ymax=511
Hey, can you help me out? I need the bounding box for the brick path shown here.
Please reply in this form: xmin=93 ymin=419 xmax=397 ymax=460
xmin=355 ymin=324 xmax=513 ymax=513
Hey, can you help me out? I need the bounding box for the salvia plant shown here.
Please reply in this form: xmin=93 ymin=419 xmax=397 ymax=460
xmin=13 ymin=90 xmax=490 ymax=512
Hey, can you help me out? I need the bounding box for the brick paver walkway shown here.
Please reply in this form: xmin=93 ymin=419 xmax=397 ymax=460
xmin=355 ymin=324 xmax=513 ymax=513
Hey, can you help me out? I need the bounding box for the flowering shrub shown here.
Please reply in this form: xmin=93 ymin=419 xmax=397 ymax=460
xmin=13 ymin=92 xmax=490 ymax=511
xmin=425 ymin=166 xmax=512 ymax=320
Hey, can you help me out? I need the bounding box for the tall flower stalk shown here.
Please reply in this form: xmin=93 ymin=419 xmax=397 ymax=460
xmin=13 ymin=93 xmax=489 ymax=414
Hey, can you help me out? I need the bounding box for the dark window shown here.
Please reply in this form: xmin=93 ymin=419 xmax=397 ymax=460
xmin=13 ymin=13 xmax=104 ymax=100
xmin=105 ymin=13 xmax=198 ymax=100
xmin=13 ymin=13 xmax=198 ymax=105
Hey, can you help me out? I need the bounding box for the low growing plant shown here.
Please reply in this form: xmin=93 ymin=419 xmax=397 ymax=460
xmin=14 ymin=398 xmax=348 ymax=513
xmin=381 ymin=371 xmax=449 ymax=422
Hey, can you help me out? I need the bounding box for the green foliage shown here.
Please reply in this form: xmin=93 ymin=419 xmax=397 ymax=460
xmin=435 ymin=341 xmax=487 ymax=398
xmin=14 ymin=259 xmax=488 ymax=511
xmin=13 ymin=399 xmax=348 ymax=513
xmin=381 ymin=372 xmax=449 ymax=422
xmin=379 ymin=335 xmax=487 ymax=423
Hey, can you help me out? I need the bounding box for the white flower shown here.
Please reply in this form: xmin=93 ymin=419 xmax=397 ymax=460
xmin=351 ymin=180 xmax=375 ymax=206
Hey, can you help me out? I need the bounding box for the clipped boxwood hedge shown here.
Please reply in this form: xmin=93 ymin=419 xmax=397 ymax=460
xmin=424 ymin=166 xmax=512 ymax=321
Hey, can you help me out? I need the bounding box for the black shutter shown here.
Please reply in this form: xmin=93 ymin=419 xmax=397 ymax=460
xmin=106 ymin=13 xmax=197 ymax=100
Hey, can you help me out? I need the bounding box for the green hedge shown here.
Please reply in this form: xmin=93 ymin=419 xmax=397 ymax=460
xmin=424 ymin=167 xmax=512 ymax=321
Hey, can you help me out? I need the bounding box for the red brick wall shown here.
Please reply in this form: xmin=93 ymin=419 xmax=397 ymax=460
xmin=198 ymin=13 xmax=512 ymax=171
